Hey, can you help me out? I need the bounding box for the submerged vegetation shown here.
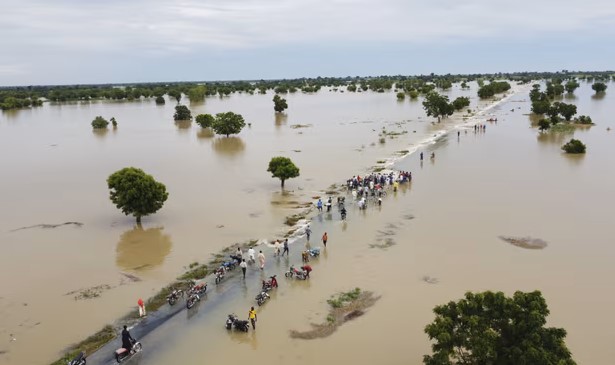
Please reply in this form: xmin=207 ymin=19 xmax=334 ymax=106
xmin=562 ymin=139 xmax=586 ymax=154
xmin=290 ymin=288 xmax=380 ymax=340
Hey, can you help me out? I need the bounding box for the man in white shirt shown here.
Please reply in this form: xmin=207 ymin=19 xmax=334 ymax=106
xmin=248 ymin=247 xmax=256 ymax=263
xmin=240 ymin=259 xmax=247 ymax=279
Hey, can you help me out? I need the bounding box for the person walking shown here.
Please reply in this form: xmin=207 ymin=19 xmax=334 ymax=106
xmin=240 ymin=259 xmax=247 ymax=279
xmin=420 ymin=152 xmax=424 ymax=161
xmin=305 ymin=225 xmax=311 ymax=241
xmin=316 ymin=199 xmax=323 ymax=212
xmin=282 ymin=239 xmax=289 ymax=256
xmin=322 ymin=232 xmax=328 ymax=247
xmin=258 ymin=250 xmax=265 ymax=270
xmin=247 ymin=247 xmax=255 ymax=264
xmin=137 ymin=298 xmax=146 ymax=317
xmin=249 ymin=307 xmax=257 ymax=330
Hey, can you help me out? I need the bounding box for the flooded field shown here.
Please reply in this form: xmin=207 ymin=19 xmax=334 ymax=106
xmin=1 ymin=81 xmax=614 ymax=365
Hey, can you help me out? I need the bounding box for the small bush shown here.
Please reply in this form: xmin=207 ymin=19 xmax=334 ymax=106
xmin=575 ymin=115 xmax=593 ymax=125
xmin=562 ymin=139 xmax=586 ymax=154
xmin=91 ymin=116 xmax=109 ymax=129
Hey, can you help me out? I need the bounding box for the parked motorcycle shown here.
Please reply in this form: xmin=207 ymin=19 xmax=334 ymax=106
xmin=262 ymin=275 xmax=278 ymax=291
xmin=68 ymin=351 xmax=86 ymax=365
xmin=307 ymin=248 xmax=321 ymax=257
xmin=114 ymin=339 xmax=142 ymax=363
xmin=186 ymin=280 xmax=207 ymax=309
xmin=214 ymin=266 xmax=226 ymax=285
xmin=225 ymin=314 xmax=249 ymax=332
xmin=221 ymin=260 xmax=236 ymax=271
xmin=166 ymin=288 xmax=184 ymax=306
xmin=255 ymin=291 xmax=270 ymax=306
xmin=285 ymin=265 xmax=308 ymax=280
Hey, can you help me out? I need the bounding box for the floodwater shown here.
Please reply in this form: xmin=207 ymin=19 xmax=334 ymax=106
xmin=1 ymin=81 xmax=613 ymax=364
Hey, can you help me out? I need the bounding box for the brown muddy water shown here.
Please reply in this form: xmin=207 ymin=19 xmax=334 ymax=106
xmin=0 ymin=81 xmax=613 ymax=364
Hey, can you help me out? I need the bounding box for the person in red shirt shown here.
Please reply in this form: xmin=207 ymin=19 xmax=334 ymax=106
xmin=301 ymin=265 xmax=312 ymax=278
xmin=137 ymin=298 xmax=146 ymax=317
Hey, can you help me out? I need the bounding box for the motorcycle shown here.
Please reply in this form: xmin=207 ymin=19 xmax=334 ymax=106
xmin=307 ymin=248 xmax=321 ymax=257
xmin=262 ymin=275 xmax=278 ymax=291
xmin=221 ymin=260 xmax=236 ymax=271
xmin=186 ymin=280 xmax=207 ymax=309
xmin=114 ymin=339 xmax=142 ymax=363
xmin=68 ymin=351 xmax=86 ymax=365
xmin=214 ymin=266 xmax=226 ymax=285
xmin=166 ymin=288 xmax=184 ymax=306
xmin=285 ymin=265 xmax=308 ymax=280
xmin=255 ymin=291 xmax=270 ymax=306
xmin=225 ymin=314 xmax=249 ymax=332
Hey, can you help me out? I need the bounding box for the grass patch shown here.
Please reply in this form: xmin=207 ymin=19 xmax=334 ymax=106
xmin=550 ymin=123 xmax=575 ymax=133
xmin=178 ymin=264 xmax=208 ymax=281
xmin=50 ymin=325 xmax=116 ymax=365
xmin=289 ymin=288 xmax=380 ymax=340
xmin=285 ymin=213 xmax=306 ymax=226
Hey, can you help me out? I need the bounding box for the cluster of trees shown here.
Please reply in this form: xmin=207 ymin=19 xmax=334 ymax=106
xmin=424 ymin=290 xmax=576 ymax=365
xmin=422 ymin=92 xmax=469 ymax=121
xmin=194 ymin=111 xmax=246 ymax=137
xmin=91 ymin=116 xmax=118 ymax=129
xmin=477 ymin=81 xmax=511 ymax=98
xmin=531 ymin=84 xmax=594 ymax=132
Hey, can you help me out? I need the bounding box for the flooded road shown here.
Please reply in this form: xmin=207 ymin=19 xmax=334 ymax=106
xmin=1 ymin=81 xmax=614 ymax=364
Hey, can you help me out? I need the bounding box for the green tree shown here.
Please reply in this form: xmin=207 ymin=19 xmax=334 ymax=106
xmin=110 ymin=117 xmax=118 ymax=128
xmin=396 ymin=92 xmax=405 ymax=100
xmin=347 ymin=84 xmax=357 ymax=92
xmin=452 ymin=97 xmax=470 ymax=111
xmin=212 ymin=112 xmax=246 ymax=137
xmin=565 ymin=80 xmax=580 ymax=94
xmin=575 ymin=115 xmax=593 ymax=125
xmin=592 ymin=82 xmax=607 ymax=94
xmin=195 ymin=114 xmax=215 ymax=128
xmin=107 ymin=167 xmax=169 ymax=223
xmin=538 ymin=118 xmax=551 ymax=132
xmin=273 ymin=95 xmax=288 ymax=113
xmin=188 ymin=86 xmax=207 ymax=101
xmin=155 ymin=95 xmax=165 ymax=105
xmin=424 ymin=291 xmax=576 ymax=365
xmin=422 ymin=92 xmax=454 ymax=122
xmin=173 ymin=105 xmax=192 ymax=121
xmin=267 ymin=156 xmax=300 ymax=188
xmin=91 ymin=116 xmax=109 ymax=129
xmin=409 ymin=90 xmax=419 ymax=99
xmin=554 ymin=102 xmax=577 ymax=121
xmin=531 ymin=100 xmax=551 ymax=115
xmin=562 ymin=139 xmax=586 ymax=154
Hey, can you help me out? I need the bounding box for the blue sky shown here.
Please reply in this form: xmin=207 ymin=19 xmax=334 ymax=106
xmin=1 ymin=0 xmax=614 ymax=86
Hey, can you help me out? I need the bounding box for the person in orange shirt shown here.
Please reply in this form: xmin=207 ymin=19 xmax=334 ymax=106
xmin=137 ymin=298 xmax=146 ymax=317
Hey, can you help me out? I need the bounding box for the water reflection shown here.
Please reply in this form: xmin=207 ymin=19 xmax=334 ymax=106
xmin=591 ymin=93 xmax=606 ymax=101
xmin=116 ymin=225 xmax=173 ymax=272
xmin=537 ymin=131 xmax=572 ymax=145
xmin=274 ymin=113 xmax=287 ymax=128
xmin=92 ymin=128 xmax=109 ymax=138
xmin=196 ymin=128 xmax=215 ymax=140
xmin=212 ymin=137 xmax=245 ymax=158
xmin=563 ymin=153 xmax=585 ymax=166
xmin=175 ymin=120 xmax=192 ymax=131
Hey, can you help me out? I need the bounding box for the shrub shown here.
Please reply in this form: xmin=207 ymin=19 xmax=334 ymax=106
xmin=91 ymin=116 xmax=109 ymax=129
xmin=562 ymin=139 xmax=586 ymax=154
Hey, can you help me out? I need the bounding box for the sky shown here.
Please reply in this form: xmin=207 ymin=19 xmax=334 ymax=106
xmin=1 ymin=0 xmax=614 ymax=86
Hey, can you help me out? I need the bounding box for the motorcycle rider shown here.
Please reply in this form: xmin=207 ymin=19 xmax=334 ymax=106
xmin=121 ymin=325 xmax=134 ymax=352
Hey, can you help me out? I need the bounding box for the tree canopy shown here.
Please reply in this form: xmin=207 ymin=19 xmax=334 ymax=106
xmin=424 ymin=291 xmax=576 ymax=365
xmin=91 ymin=116 xmax=109 ymax=129
xmin=452 ymin=97 xmax=470 ymax=111
xmin=562 ymin=139 xmax=586 ymax=154
xmin=273 ymin=95 xmax=288 ymax=113
xmin=195 ymin=114 xmax=215 ymax=128
xmin=565 ymin=80 xmax=580 ymax=94
xmin=155 ymin=95 xmax=165 ymax=105
xmin=477 ymin=81 xmax=511 ymax=98
xmin=422 ymin=92 xmax=454 ymax=121
xmin=267 ymin=156 xmax=300 ymax=188
xmin=187 ymin=86 xmax=207 ymax=101
xmin=107 ymin=167 xmax=169 ymax=223
xmin=591 ymin=82 xmax=607 ymax=94
xmin=173 ymin=105 xmax=192 ymax=121
xmin=212 ymin=112 xmax=246 ymax=137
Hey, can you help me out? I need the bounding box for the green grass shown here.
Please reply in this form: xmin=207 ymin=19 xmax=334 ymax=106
xmin=50 ymin=325 xmax=115 ymax=365
xmin=327 ymin=288 xmax=362 ymax=308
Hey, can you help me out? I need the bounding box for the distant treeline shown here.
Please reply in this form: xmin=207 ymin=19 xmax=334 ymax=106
xmin=1 ymin=71 xmax=613 ymax=111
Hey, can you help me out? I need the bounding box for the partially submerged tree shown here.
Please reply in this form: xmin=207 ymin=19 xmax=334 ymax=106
xmin=212 ymin=111 xmax=246 ymax=137
xmin=565 ymin=80 xmax=580 ymax=94
xmin=273 ymin=95 xmax=288 ymax=113
xmin=396 ymin=92 xmax=405 ymax=100
xmin=562 ymin=139 xmax=586 ymax=154
xmin=107 ymin=167 xmax=169 ymax=223
xmin=195 ymin=113 xmax=215 ymax=128
xmin=173 ymin=105 xmax=192 ymax=121
xmin=188 ymin=86 xmax=207 ymax=101
xmin=267 ymin=156 xmax=300 ymax=188
xmin=110 ymin=117 xmax=118 ymax=128
xmin=452 ymin=97 xmax=470 ymax=111
xmin=537 ymin=118 xmax=551 ymax=132
xmin=592 ymin=82 xmax=607 ymax=94
xmin=422 ymin=92 xmax=454 ymax=122
xmin=91 ymin=116 xmax=109 ymax=129
xmin=424 ymin=291 xmax=576 ymax=365
xmin=155 ymin=95 xmax=165 ymax=105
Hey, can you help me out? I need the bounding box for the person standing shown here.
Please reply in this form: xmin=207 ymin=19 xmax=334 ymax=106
xmin=249 ymin=307 xmax=257 ymax=330
xmin=317 ymin=199 xmax=323 ymax=212
xmin=240 ymin=259 xmax=247 ymax=279
xmin=322 ymin=232 xmax=328 ymax=247
xmin=236 ymin=247 xmax=243 ymax=260
xmin=258 ymin=250 xmax=265 ymax=270
xmin=137 ymin=298 xmax=146 ymax=317
xmin=305 ymin=225 xmax=311 ymax=241
xmin=247 ymin=247 xmax=255 ymax=264
xmin=282 ymin=239 xmax=289 ymax=256
xmin=420 ymin=152 xmax=424 ymax=161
